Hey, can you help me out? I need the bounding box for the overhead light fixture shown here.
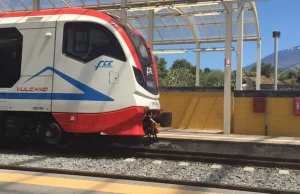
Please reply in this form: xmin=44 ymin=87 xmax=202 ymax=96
xmin=193 ymin=47 xmax=234 ymax=52
xmin=191 ymin=11 xmax=223 ymax=16
xmin=173 ymin=2 xmax=219 ymax=8
xmin=153 ymin=49 xmax=188 ymax=54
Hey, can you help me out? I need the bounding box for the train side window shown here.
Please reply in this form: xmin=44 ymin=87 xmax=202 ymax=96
xmin=0 ymin=27 xmax=22 ymax=88
xmin=62 ymin=22 xmax=126 ymax=63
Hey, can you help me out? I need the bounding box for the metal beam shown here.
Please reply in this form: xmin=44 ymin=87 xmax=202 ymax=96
xmin=223 ymin=2 xmax=232 ymax=135
xmin=196 ymin=43 xmax=200 ymax=86
xmin=256 ymin=39 xmax=261 ymax=90
xmin=148 ymin=36 xmax=258 ymax=45
xmin=120 ymin=0 xmax=127 ymax=25
xmin=33 ymin=0 xmax=40 ymax=11
xmin=148 ymin=10 xmax=154 ymax=50
xmin=236 ymin=2 xmax=244 ymax=90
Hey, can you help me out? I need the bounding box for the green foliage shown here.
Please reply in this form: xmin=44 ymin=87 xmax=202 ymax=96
xmin=199 ymin=70 xmax=224 ymax=87
xmin=278 ymin=65 xmax=300 ymax=83
xmin=155 ymin=56 xmax=168 ymax=84
xmin=251 ymin=63 xmax=274 ymax=78
xmin=162 ymin=67 xmax=196 ymax=87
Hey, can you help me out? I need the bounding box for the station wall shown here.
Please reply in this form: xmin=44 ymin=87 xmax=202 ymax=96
xmin=159 ymin=88 xmax=300 ymax=137
xmin=159 ymin=88 xmax=233 ymax=130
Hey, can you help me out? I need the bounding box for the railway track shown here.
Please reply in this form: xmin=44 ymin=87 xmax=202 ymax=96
xmin=0 ymin=164 xmax=298 ymax=194
xmin=0 ymin=139 xmax=300 ymax=193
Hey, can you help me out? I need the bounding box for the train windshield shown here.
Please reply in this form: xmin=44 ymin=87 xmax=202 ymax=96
xmin=121 ymin=24 xmax=158 ymax=95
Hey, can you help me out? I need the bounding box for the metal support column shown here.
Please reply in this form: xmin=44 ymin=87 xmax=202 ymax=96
xmin=223 ymin=2 xmax=232 ymax=135
xmin=256 ymin=39 xmax=261 ymax=90
xmin=148 ymin=10 xmax=154 ymax=50
xmin=236 ymin=2 xmax=244 ymax=90
xmin=120 ymin=0 xmax=127 ymax=25
xmin=33 ymin=0 xmax=40 ymax=11
xmin=196 ymin=43 xmax=200 ymax=86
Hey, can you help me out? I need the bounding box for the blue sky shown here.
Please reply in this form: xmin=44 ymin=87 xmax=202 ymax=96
xmin=153 ymin=0 xmax=300 ymax=70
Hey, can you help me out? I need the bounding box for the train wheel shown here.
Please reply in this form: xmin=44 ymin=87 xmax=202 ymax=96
xmin=44 ymin=122 xmax=63 ymax=145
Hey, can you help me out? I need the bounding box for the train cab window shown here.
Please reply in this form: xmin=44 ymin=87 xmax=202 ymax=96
xmin=0 ymin=28 xmax=22 ymax=88
xmin=62 ymin=22 xmax=126 ymax=63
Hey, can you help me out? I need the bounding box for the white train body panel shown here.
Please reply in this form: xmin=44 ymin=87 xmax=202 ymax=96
xmin=0 ymin=11 xmax=160 ymax=114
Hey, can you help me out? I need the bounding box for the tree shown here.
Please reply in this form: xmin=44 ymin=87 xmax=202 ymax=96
xmin=162 ymin=67 xmax=196 ymax=87
xmin=154 ymin=56 xmax=168 ymax=83
xmin=251 ymin=63 xmax=274 ymax=78
xmin=199 ymin=70 xmax=224 ymax=87
xmin=170 ymin=59 xmax=194 ymax=71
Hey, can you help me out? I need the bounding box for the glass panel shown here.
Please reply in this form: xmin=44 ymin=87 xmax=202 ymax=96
xmin=0 ymin=1 xmax=14 ymax=11
xmin=131 ymin=11 xmax=147 ymax=16
xmin=195 ymin=26 xmax=207 ymax=39
xmin=99 ymin=0 xmax=114 ymax=5
xmin=157 ymin=28 xmax=172 ymax=40
xmin=174 ymin=16 xmax=187 ymax=25
xmin=232 ymin=23 xmax=237 ymax=37
xmin=129 ymin=19 xmax=142 ymax=28
xmin=66 ymin=0 xmax=83 ymax=7
xmin=210 ymin=4 xmax=224 ymax=10
xmin=181 ymin=27 xmax=194 ymax=40
xmin=51 ymin=0 xmax=67 ymax=8
xmin=181 ymin=6 xmax=197 ymax=14
xmin=40 ymin=0 xmax=54 ymax=9
xmin=202 ymin=15 xmax=216 ymax=24
xmin=138 ymin=19 xmax=148 ymax=27
xmin=232 ymin=12 xmax=237 ymax=23
xmin=244 ymin=11 xmax=254 ymax=21
xmin=218 ymin=24 xmax=225 ymax=38
xmin=82 ymin=0 xmax=98 ymax=6
xmin=156 ymin=8 xmax=170 ymax=14
xmin=162 ymin=17 xmax=177 ymax=26
xmin=6 ymin=0 xmax=25 ymax=10
xmin=189 ymin=16 xmax=203 ymax=25
xmin=215 ymin=13 xmax=225 ymax=23
xmin=154 ymin=18 xmax=165 ymax=27
xmin=170 ymin=27 xmax=183 ymax=40
xmin=245 ymin=22 xmax=256 ymax=36
xmin=206 ymin=25 xmax=219 ymax=38
xmin=154 ymin=29 xmax=162 ymax=41
xmin=195 ymin=5 xmax=210 ymax=11
xmin=20 ymin=0 xmax=31 ymax=9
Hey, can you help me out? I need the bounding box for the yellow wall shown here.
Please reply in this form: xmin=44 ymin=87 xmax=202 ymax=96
xmin=233 ymin=98 xmax=265 ymax=135
xmin=233 ymin=97 xmax=300 ymax=137
xmin=160 ymin=91 xmax=300 ymax=137
xmin=159 ymin=92 xmax=233 ymax=130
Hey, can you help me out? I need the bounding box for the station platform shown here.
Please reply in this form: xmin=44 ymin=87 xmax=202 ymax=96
xmin=0 ymin=169 xmax=262 ymax=194
xmin=154 ymin=128 xmax=300 ymax=160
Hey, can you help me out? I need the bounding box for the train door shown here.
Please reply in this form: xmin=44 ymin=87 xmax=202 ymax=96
xmin=52 ymin=17 xmax=124 ymax=113
xmin=0 ymin=17 xmax=57 ymax=112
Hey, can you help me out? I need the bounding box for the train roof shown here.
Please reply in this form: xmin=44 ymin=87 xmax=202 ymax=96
xmin=0 ymin=8 xmax=119 ymax=25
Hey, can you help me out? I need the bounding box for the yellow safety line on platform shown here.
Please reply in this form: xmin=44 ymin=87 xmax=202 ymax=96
xmin=0 ymin=172 xmax=220 ymax=194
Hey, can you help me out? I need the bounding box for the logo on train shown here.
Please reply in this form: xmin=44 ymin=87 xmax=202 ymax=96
xmin=95 ymin=60 xmax=113 ymax=70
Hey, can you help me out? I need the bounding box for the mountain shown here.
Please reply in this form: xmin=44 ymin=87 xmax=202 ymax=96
xmin=244 ymin=45 xmax=300 ymax=71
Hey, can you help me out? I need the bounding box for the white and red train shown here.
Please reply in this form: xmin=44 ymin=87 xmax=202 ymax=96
xmin=0 ymin=8 xmax=171 ymax=146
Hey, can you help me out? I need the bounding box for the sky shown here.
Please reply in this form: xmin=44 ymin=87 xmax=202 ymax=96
xmin=153 ymin=0 xmax=300 ymax=70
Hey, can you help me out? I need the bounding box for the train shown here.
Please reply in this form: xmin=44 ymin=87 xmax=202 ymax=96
xmin=0 ymin=8 xmax=172 ymax=146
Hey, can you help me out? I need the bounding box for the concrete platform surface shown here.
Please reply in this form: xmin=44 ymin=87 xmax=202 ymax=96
xmin=154 ymin=128 xmax=300 ymax=160
xmin=0 ymin=169 xmax=265 ymax=194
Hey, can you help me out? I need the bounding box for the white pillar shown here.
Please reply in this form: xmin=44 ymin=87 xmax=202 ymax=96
xmin=196 ymin=43 xmax=200 ymax=86
xmin=256 ymin=39 xmax=261 ymax=90
xmin=223 ymin=2 xmax=232 ymax=135
xmin=148 ymin=10 xmax=154 ymax=50
xmin=120 ymin=0 xmax=127 ymax=25
xmin=33 ymin=0 xmax=40 ymax=11
xmin=236 ymin=2 xmax=244 ymax=90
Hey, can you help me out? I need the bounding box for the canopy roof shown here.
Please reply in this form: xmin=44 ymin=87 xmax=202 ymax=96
xmin=0 ymin=0 xmax=260 ymax=45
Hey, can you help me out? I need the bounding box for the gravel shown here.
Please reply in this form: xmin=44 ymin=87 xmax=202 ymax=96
xmin=0 ymin=150 xmax=300 ymax=192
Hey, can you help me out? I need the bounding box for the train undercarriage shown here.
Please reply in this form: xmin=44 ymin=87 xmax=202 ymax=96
xmin=0 ymin=110 xmax=172 ymax=147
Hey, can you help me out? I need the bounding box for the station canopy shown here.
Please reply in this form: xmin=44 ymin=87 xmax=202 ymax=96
xmin=0 ymin=0 xmax=260 ymax=45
